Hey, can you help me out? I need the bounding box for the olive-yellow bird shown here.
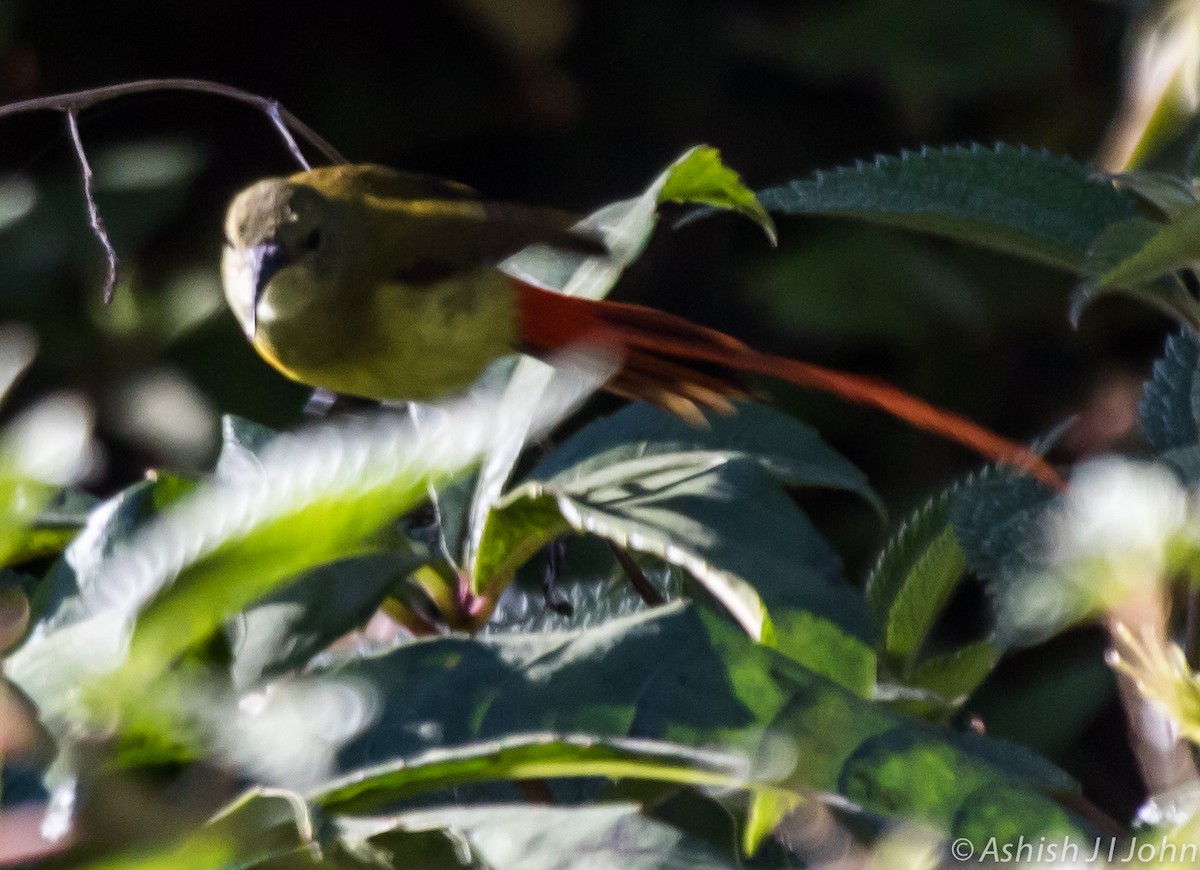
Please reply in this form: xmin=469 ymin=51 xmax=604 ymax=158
xmin=222 ymin=164 xmax=1058 ymax=486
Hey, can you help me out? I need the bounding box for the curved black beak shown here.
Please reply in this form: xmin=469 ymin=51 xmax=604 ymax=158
xmin=246 ymin=242 xmax=287 ymax=337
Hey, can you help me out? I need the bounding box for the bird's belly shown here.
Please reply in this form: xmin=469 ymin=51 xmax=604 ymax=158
xmin=257 ymin=271 xmax=520 ymax=402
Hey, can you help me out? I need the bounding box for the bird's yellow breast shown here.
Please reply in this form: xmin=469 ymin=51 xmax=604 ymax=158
xmin=251 ymin=266 xmax=522 ymax=402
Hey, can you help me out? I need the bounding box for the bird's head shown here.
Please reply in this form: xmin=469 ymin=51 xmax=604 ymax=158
xmin=222 ymin=177 xmax=338 ymax=339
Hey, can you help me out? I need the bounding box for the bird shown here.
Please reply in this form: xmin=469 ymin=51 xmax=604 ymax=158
xmin=221 ymin=163 xmax=1060 ymax=487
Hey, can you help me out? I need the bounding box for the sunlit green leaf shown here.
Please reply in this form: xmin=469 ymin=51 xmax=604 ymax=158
xmin=908 ymin=641 xmax=1000 ymax=705
xmin=475 ymin=455 xmax=864 ymax=641
xmin=474 ymin=402 xmax=875 ymax=639
xmin=340 ymin=802 xmax=742 ymax=870
xmin=838 ymin=729 xmax=1075 ymax=837
xmin=771 ymin=609 xmax=875 ymax=697
xmin=315 ymin=733 xmax=767 ymax=816
xmin=659 ymin=146 xmax=776 ymax=244
xmin=468 ymin=146 xmax=778 ymax=574
xmin=883 ymin=527 xmax=964 ymax=668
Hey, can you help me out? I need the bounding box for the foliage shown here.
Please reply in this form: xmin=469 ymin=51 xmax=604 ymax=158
xmin=8 ymin=6 xmax=1200 ymax=864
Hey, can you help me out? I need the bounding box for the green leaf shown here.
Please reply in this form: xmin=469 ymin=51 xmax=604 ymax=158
xmin=742 ymin=789 xmax=803 ymax=858
xmin=467 ymin=146 xmax=774 ymax=572
xmin=340 ymin=803 xmax=742 ymax=870
xmin=949 ymin=470 xmax=1057 ymax=647
xmin=228 ymin=550 xmax=422 ymax=688
xmin=882 ymin=527 xmax=964 ymax=668
xmin=314 ymin=733 xmax=767 ymax=816
xmin=486 ymin=538 xmax=684 ymax=635
xmin=1093 ymin=204 xmax=1200 ymax=294
xmin=476 ymin=455 xmax=867 ymax=641
xmin=531 ymin=401 xmax=881 ymax=513
xmin=659 ymin=146 xmax=776 ymax=244
xmin=770 ymin=608 xmax=875 ymax=698
xmin=1108 ymin=170 xmax=1199 ymax=218
xmin=10 ymin=387 xmax=591 ymax=711
xmin=473 ymin=401 xmax=876 ymax=638
xmin=121 ymin=410 xmax=507 ymax=683
xmin=319 ymin=604 xmax=1086 ymax=837
xmin=908 ymin=641 xmax=1000 ymax=704
xmin=1071 ymin=217 xmax=1193 ymax=327
xmin=205 ymin=788 xmax=321 ymax=869
xmin=950 ymin=470 xmax=1054 ymax=584
xmin=866 ymin=489 xmax=966 ymax=670
xmin=1139 ymin=329 xmax=1200 ymax=451
xmin=837 ymin=729 xmax=1076 ymax=837
xmin=951 ymin=784 xmax=1078 ymax=847
xmin=754 ymin=143 xmax=1137 ymax=272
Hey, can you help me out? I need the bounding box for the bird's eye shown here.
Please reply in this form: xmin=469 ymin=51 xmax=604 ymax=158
xmin=302 ymin=227 xmax=323 ymax=252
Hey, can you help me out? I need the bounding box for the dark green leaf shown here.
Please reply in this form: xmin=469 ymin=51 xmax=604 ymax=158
xmin=486 ymin=538 xmax=684 ymax=635
xmin=949 ymin=470 xmax=1054 ymax=589
xmin=1139 ymin=330 xmax=1200 ymax=451
xmin=477 ymin=456 xmax=868 ymax=641
xmin=229 ymin=550 xmax=422 ymax=688
xmin=1072 ymin=217 xmax=1193 ymax=327
xmin=322 ymin=604 xmax=1086 ymax=836
xmin=474 ymin=402 xmax=876 ymax=639
xmin=531 ymin=401 xmax=881 ymax=513
xmin=471 ymin=146 xmax=774 ymax=561
xmin=1089 ymin=205 xmax=1200 ymax=324
xmin=1160 ymin=444 xmax=1200 ymax=484
xmin=755 ymin=144 xmax=1136 ymax=272
xmin=1108 ymin=171 xmax=1199 ymax=218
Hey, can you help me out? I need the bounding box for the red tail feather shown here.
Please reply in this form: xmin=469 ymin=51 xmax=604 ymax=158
xmin=514 ymin=280 xmax=1063 ymax=488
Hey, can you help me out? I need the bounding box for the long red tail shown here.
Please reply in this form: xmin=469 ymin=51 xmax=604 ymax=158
xmin=514 ymin=281 xmax=1063 ymax=488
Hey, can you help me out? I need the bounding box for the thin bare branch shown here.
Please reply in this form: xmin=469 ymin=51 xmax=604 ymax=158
xmin=65 ymin=109 xmax=118 ymax=303
xmin=0 ymin=78 xmax=346 ymax=165
xmin=264 ymin=102 xmax=310 ymax=170
xmin=0 ymin=78 xmax=348 ymax=304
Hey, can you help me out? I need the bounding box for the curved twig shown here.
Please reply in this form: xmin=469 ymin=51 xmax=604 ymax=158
xmin=0 ymin=78 xmax=347 ymax=302
xmin=64 ymin=110 xmax=119 ymax=302
xmin=0 ymin=78 xmax=346 ymax=165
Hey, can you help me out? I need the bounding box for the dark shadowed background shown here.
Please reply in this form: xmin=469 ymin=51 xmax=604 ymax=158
xmin=0 ymin=0 xmax=1163 ymax=818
